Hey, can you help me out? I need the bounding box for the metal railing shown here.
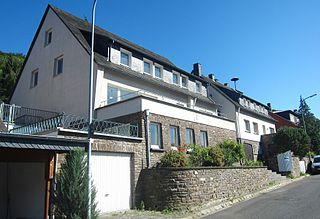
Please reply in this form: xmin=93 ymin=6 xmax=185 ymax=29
xmin=9 ymin=113 xmax=139 ymax=138
xmin=0 ymin=102 xmax=59 ymax=126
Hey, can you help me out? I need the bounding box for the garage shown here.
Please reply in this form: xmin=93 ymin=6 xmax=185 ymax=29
xmin=91 ymin=152 xmax=132 ymax=214
xmin=0 ymin=133 xmax=87 ymax=219
xmin=0 ymin=162 xmax=46 ymax=219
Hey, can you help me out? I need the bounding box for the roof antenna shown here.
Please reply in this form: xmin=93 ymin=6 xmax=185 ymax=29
xmin=231 ymin=77 xmax=239 ymax=90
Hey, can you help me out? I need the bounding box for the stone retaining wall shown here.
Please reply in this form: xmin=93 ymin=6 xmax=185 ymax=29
xmin=139 ymin=166 xmax=270 ymax=211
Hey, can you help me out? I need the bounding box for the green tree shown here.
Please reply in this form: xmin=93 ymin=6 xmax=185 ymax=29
xmin=54 ymin=149 xmax=99 ymax=219
xmin=298 ymin=100 xmax=320 ymax=153
xmin=0 ymin=51 xmax=25 ymax=102
xmin=273 ymin=127 xmax=310 ymax=158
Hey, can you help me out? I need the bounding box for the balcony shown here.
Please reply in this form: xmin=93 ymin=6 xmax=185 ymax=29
xmin=0 ymin=102 xmax=139 ymax=138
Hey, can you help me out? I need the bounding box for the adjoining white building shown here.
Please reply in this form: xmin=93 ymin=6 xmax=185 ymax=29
xmin=205 ymin=74 xmax=276 ymax=160
xmin=6 ymin=5 xmax=238 ymax=216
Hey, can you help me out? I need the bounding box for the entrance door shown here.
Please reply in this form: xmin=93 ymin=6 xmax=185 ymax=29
xmin=243 ymin=143 xmax=254 ymax=160
xmin=91 ymin=152 xmax=131 ymax=214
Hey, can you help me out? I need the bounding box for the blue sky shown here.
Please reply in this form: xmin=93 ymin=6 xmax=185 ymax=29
xmin=1 ymin=0 xmax=319 ymax=117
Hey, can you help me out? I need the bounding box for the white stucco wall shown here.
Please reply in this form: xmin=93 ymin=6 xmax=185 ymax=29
xmin=96 ymin=96 xmax=235 ymax=131
xmin=10 ymin=9 xmax=93 ymax=116
xmin=238 ymin=111 xmax=276 ymax=142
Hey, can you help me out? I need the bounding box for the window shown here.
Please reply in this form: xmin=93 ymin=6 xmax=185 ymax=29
xmin=244 ymin=119 xmax=251 ymax=132
xmin=196 ymin=82 xmax=201 ymax=93
xmin=154 ymin=65 xmax=162 ymax=79
xmin=181 ymin=76 xmax=188 ymax=88
xmin=45 ymin=29 xmax=52 ymax=46
xmin=30 ymin=69 xmax=38 ymax=88
xmin=185 ymin=128 xmax=195 ymax=145
xmin=107 ymin=86 xmax=118 ymax=104
xmin=143 ymin=61 xmax=151 ymax=74
xmin=107 ymin=85 xmax=135 ymax=104
xmin=253 ymin=122 xmax=259 ymax=135
xmin=270 ymin=127 xmax=275 ymax=134
xmin=120 ymin=50 xmax=131 ymax=67
xmin=200 ymin=131 xmax=208 ymax=147
xmin=172 ymin=72 xmax=179 ymax=85
xmin=170 ymin=126 xmax=180 ymax=146
xmin=54 ymin=56 xmax=63 ymax=75
xmin=150 ymin=122 xmax=162 ymax=149
xmin=262 ymin=125 xmax=266 ymax=134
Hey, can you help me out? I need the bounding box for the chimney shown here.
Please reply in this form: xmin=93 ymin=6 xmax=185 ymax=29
xmin=224 ymin=83 xmax=228 ymax=87
xmin=208 ymin=74 xmax=215 ymax=80
xmin=193 ymin=63 xmax=202 ymax=77
xmin=267 ymin=103 xmax=272 ymax=111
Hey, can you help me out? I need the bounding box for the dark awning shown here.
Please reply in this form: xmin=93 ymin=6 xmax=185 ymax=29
xmin=0 ymin=133 xmax=87 ymax=151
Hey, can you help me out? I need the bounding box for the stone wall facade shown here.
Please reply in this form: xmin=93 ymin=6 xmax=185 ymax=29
xmin=149 ymin=113 xmax=237 ymax=166
xmin=139 ymin=167 xmax=271 ymax=211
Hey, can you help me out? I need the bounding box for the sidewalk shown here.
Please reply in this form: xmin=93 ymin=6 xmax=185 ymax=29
xmin=100 ymin=176 xmax=307 ymax=219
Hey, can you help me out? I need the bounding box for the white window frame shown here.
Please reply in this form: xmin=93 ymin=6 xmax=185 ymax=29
xmin=30 ymin=69 xmax=38 ymax=88
xmin=244 ymin=119 xmax=251 ymax=133
xmin=172 ymin=71 xmax=180 ymax=86
xmin=200 ymin=130 xmax=208 ymax=147
xmin=150 ymin=122 xmax=162 ymax=149
xmin=170 ymin=126 xmax=180 ymax=146
xmin=181 ymin=75 xmax=188 ymax=88
xmin=44 ymin=28 xmax=52 ymax=46
xmin=154 ymin=64 xmax=163 ymax=79
xmin=53 ymin=55 xmax=63 ymax=76
xmin=270 ymin=127 xmax=275 ymax=134
xmin=107 ymin=84 xmax=134 ymax=104
xmin=143 ymin=58 xmax=152 ymax=75
xmin=185 ymin=128 xmax=195 ymax=145
xmin=120 ymin=48 xmax=132 ymax=67
xmin=262 ymin=125 xmax=266 ymax=134
xmin=195 ymin=81 xmax=202 ymax=93
xmin=253 ymin=122 xmax=259 ymax=135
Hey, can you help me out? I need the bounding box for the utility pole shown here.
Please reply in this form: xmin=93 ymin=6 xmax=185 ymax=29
xmin=88 ymin=0 xmax=97 ymax=218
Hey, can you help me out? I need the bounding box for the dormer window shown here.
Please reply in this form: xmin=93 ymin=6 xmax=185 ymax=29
xmin=172 ymin=72 xmax=179 ymax=85
xmin=196 ymin=81 xmax=201 ymax=93
xmin=45 ymin=29 xmax=52 ymax=46
xmin=143 ymin=59 xmax=152 ymax=74
xmin=154 ymin=65 xmax=162 ymax=79
xmin=181 ymin=76 xmax=188 ymax=88
xmin=120 ymin=49 xmax=131 ymax=67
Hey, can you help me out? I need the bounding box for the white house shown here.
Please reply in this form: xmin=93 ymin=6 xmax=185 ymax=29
xmin=7 ymin=4 xmax=238 ymax=215
xmin=205 ymin=74 xmax=276 ymax=160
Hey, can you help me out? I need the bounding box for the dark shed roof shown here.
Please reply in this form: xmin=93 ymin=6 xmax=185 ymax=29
xmin=0 ymin=133 xmax=87 ymax=151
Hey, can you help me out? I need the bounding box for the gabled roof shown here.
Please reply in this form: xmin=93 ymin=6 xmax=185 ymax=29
xmin=9 ymin=4 xmax=206 ymax=102
xmin=205 ymin=77 xmax=275 ymax=122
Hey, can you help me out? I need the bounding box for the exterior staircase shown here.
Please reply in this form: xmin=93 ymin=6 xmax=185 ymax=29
xmin=267 ymin=169 xmax=288 ymax=184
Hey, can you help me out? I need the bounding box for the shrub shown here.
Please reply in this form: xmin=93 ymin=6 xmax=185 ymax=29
xmin=189 ymin=144 xmax=209 ymax=166
xmin=217 ymin=140 xmax=245 ymax=166
xmin=243 ymin=160 xmax=264 ymax=167
xmin=53 ymin=149 xmax=99 ymax=219
xmin=160 ymin=150 xmax=189 ymax=167
xmin=206 ymin=145 xmax=225 ymax=166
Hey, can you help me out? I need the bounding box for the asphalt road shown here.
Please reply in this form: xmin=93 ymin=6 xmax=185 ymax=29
xmin=204 ymin=175 xmax=320 ymax=219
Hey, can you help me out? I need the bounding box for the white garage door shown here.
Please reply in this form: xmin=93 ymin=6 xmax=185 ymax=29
xmin=91 ymin=152 xmax=131 ymax=214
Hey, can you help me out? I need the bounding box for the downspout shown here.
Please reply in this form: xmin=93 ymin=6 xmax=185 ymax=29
xmin=235 ymin=106 xmax=242 ymax=144
xmin=145 ymin=109 xmax=151 ymax=168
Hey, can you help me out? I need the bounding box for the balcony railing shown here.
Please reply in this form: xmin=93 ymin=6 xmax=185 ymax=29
xmin=0 ymin=102 xmax=59 ymax=126
xmin=9 ymin=113 xmax=139 ymax=138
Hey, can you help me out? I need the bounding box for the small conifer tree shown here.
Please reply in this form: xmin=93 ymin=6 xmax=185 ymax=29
xmin=54 ymin=149 xmax=99 ymax=218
